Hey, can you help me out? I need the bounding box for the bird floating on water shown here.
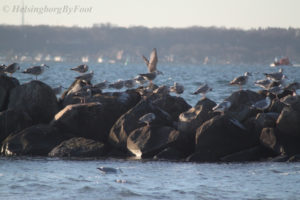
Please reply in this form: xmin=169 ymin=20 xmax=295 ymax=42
xmin=22 ymin=64 xmax=49 ymax=80
xmin=192 ymin=83 xmax=212 ymax=98
xmin=4 ymin=63 xmax=20 ymax=77
xmin=97 ymin=167 xmax=121 ymax=174
xmin=71 ymin=64 xmax=89 ymax=74
xmin=170 ymin=82 xmax=184 ymax=96
xmin=142 ymin=48 xmax=158 ymax=73
xmin=230 ymin=72 xmax=251 ymax=90
xmin=139 ymin=113 xmax=156 ymax=126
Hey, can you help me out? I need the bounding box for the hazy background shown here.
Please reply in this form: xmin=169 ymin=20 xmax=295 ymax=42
xmin=0 ymin=0 xmax=299 ymax=64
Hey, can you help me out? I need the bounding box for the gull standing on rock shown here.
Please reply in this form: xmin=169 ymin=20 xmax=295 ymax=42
xmin=94 ymin=80 xmax=109 ymax=90
xmin=251 ymin=97 xmax=271 ymax=112
xmin=268 ymin=85 xmax=283 ymax=99
xmin=109 ymin=79 xmax=125 ymax=90
xmin=139 ymin=113 xmax=156 ymax=126
xmin=71 ymin=64 xmax=89 ymax=74
xmin=213 ymin=101 xmax=231 ymax=114
xmin=139 ymin=71 xmax=163 ymax=84
xmin=230 ymin=72 xmax=251 ymax=90
xmin=192 ymin=83 xmax=212 ymax=98
xmin=4 ymin=63 xmax=20 ymax=77
xmin=75 ymin=71 xmax=94 ymax=82
xmin=142 ymin=48 xmax=158 ymax=73
xmin=22 ymin=64 xmax=49 ymax=80
xmin=170 ymin=82 xmax=184 ymax=96
xmin=264 ymin=68 xmax=285 ymax=81
xmin=255 ymin=79 xmax=272 ymax=90
xmin=0 ymin=64 xmax=6 ymax=74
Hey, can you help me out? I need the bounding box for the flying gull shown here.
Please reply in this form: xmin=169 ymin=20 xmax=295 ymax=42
xmin=142 ymin=48 xmax=158 ymax=73
xmin=22 ymin=64 xmax=49 ymax=80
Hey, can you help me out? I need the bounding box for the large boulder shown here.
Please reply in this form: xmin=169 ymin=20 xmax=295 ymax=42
xmin=276 ymin=106 xmax=300 ymax=137
xmin=51 ymin=102 xmax=111 ymax=142
xmin=192 ymin=115 xmax=258 ymax=162
xmin=8 ymin=80 xmax=59 ymax=124
xmin=0 ymin=109 xmax=33 ymax=142
xmin=48 ymin=137 xmax=108 ymax=157
xmin=225 ymin=90 xmax=264 ymax=121
xmin=108 ymin=99 xmax=173 ymax=153
xmin=260 ymin=127 xmax=300 ymax=156
xmin=0 ymin=75 xmax=19 ymax=111
xmin=1 ymin=124 xmax=71 ymax=156
xmin=127 ymin=125 xmax=180 ymax=158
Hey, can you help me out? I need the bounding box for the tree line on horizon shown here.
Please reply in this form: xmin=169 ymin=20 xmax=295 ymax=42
xmin=0 ymin=24 xmax=300 ymax=64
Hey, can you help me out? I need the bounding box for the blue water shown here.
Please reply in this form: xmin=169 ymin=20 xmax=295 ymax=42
xmin=1 ymin=157 xmax=300 ymax=200
xmin=1 ymin=62 xmax=300 ymax=199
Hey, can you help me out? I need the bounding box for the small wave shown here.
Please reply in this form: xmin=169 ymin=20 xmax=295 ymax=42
xmin=118 ymin=189 xmax=142 ymax=198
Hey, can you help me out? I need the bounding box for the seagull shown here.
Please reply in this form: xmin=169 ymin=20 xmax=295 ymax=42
xmin=142 ymin=48 xmax=158 ymax=73
xmin=71 ymin=64 xmax=89 ymax=74
xmin=285 ymin=82 xmax=300 ymax=95
xmin=268 ymin=85 xmax=283 ymax=98
xmin=134 ymin=74 xmax=147 ymax=85
xmin=52 ymin=85 xmax=65 ymax=95
xmin=230 ymin=72 xmax=251 ymax=90
xmin=109 ymin=79 xmax=124 ymax=90
xmin=4 ymin=63 xmax=20 ymax=76
xmin=94 ymin=80 xmax=109 ymax=90
xmin=153 ymin=85 xmax=170 ymax=95
xmin=213 ymin=101 xmax=231 ymax=114
xmin=22 ymin=64 xmax=49 ymax=80
xmin=97 ymin=167 xmax=121 ymax=174
xmin=255 ymin=79 xmax=272 ymax=90
xmin=0 ymin=64 xmax=6 ymax=74
xmin=74 ymin=87 xmax=92 ymax=103
xmin=169 ymin=82 xmax=184 ymax=96
xmin=124 ymin=79 xmax=136 ymax=89
xmin=264 ymin=68 xmax=284 ymax=81
xmin=251 ymin=97 xmax=271 ymax=112
xmin=139 ymin=113 xmax=156 ymax=126
xmin=192 ymin=83 xmax=212 ymax=98
xmin=139 ymin=71 xmax=163 ymax=84
xmin=75 ymin=71 xmax=94 ymax=82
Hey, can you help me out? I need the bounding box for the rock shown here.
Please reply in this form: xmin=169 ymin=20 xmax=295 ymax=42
xmin=0 ymin=109 xmax=33 ymax=142
xmin=194 ymin=115 xmax=258 ymax=162
xmin=178 ymin=98 xmax=216 ymax=133
xmin=154 ymin=147 xmax=186 ymax=160
xmin=1 ymin=124 xmax=71 ymax=156
xmin=220 ymin=146 xmax=273 ymax=162
xmin=0 ymin=75 xmax=19 ymax=111
xmin=8 ymin=80 xmax=58 ymax=124
xmin=225 ymin=90 xmax=264 ymax=121
xmin=150 ymin=94 xmax=191 ymax=121
xmin=51 ymin=102 xmax=111 ymax=142
xmin=108 ymin=99 xmax=173 ymax=153
xmin=127 ymin=125 xmax=180 ymax=158
xmin=276 ymin=107 xmax=300 ymax=137
xmin=260 ymin=127 xmax=300 ymax=156
xmin=287 ymin=154 xmax=300 ymax=162
xmin=48 ymin=137 xmax=108 ymax=157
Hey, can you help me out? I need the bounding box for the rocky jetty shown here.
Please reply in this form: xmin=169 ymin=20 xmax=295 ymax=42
xmin=1 ymin=74 xmax=300 ymax=162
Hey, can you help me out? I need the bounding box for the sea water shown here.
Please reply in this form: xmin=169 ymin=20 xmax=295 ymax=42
xmin=1 ymin=62 xmax=300 ymax=199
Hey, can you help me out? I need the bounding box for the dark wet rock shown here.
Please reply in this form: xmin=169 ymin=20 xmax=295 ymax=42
xmin=51 ymin=102 xmax=111 ymax=142
xmin=178 ymin=98 xmax=216 ymax=133
xmin=193 ymin=115 xmax=258 ymax=162
xmin=108 ymin=99 xmax=173 ymax=153
xmin=1 ymin=124 xmax=71 ymax=156
xmin=260 ymin=127 xmax=300 ymax=156
xmin=225 ymin=90 xmax=264 ymax=122
xmin=220 ymin=146 xmax=273 ymax=162
xmin=0 ymin=75 xmax=20 ymax=111
xmin=0 ymin=109 xmax=33 ymax=142
xmin=48 ymin=137 xmax=108 ymax=157
xmin=8 ymin=80 xmax=58 ymax=124
xmin=268 ymin=155 xmax=290 ymax=162
xmin=268 ymin=98 xmax=285 ymax=113
xmin=127 ymin=125 xmax=180 ymax=158
xmin=154 ymin=147 xmax=186 ymax=160
xmin=276 ymin=106 xmax=300 ymax=137
xmin=287 ymin=154 xmax=300 ymax=162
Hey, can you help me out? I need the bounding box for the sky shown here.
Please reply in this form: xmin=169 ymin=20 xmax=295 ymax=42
xmin=0 ymin=0 xmax=300 ymax=29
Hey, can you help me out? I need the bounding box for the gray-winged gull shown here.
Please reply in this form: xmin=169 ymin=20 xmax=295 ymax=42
xmin=22 ymin=64 xmax=49 ymax=80
xmin=4 ymin=63 xmax=20 ymax=76
xmin=142 ymin=48 xmax=158 ymax=73
xmin=255 ymin=79 xmax=272 ymax=90
xmin=213 ymin=101 xmax=231 ymax=113
xmin=264 ymin=68 xmax=284 ymax=81
xmin=192 ymin=83 xmax=212 ymax=97
xmin=71 ymin=64 xmax=89 ymax=73
xmin=75 ymin=71 xmax=94 ymax=82
xmin=170 ymin=82 xmax=184 ymax=96
xmin=251 ymin=97 xmax=271 ymax=112
xmin=230 ymin=72 xmax=251 ymax=90
xmin=109 ymin=79 xmax=124 ymax=90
